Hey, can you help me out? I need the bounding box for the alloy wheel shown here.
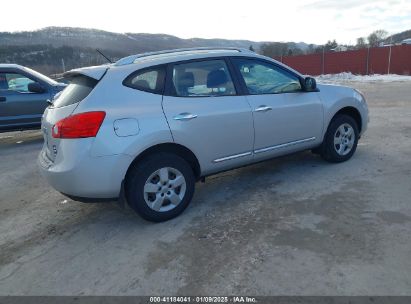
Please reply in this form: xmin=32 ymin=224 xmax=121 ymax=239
xmin=143 ymin=167 xmax=187 ymax=212
xmin=333 ymin=123 xmax=355 ymax=156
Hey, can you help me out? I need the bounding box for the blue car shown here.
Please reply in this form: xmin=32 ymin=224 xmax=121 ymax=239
xmin=0 ymin=64 xmax=66 ymax=132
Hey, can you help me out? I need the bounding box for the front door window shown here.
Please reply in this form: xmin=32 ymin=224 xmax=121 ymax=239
xmin=232 ymin=58 xmax=302 ymax=94
xmin=0 ymin=73 xmax=36 ymax=93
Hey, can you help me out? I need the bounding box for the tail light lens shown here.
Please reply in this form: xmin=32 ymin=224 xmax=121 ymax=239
xmin=52 ymin=111 xmax=106 ymax=139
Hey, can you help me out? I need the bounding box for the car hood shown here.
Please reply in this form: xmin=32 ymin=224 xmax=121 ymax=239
xmin=317 ymin=83 xmax=350 ymax=90
xmin=315 ymin=83 xmax=365 ymax=112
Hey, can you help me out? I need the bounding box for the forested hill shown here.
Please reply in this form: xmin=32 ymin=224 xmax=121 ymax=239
xmin=0 ymin=27 xmax=309 ymax=75
xmin=0 ymin=27 xmax=258 ymax=75
xmin=385 ymin=29 xmax=411 ymax=43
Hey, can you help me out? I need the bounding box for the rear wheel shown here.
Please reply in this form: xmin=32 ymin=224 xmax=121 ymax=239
xmin=125 ymin=153 xmax=195 ymax=222
xmin=320 ymin=114 xmax=359 ymax=163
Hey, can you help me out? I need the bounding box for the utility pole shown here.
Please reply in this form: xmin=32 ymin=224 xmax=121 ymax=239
xmin=61 ymin=58 xmax=66 ymax=73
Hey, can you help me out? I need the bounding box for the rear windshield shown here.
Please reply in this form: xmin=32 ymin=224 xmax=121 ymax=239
xmin=52 ymin=75 xmax=97 ymax=108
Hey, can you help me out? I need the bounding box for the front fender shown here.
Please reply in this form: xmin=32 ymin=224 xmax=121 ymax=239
xmin=317 ymin=84 xmax=369 ymax=139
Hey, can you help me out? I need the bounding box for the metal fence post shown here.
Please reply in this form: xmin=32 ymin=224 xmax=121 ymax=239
xmin=322 ymin=47 xmax=325 ymax=75
xmin=366 ymin=47 xmax=370 ymax=75
xmin=387 ymin=37 xmax=393 ymax=74
xmin=388 ymin=45 xmax=392 ymax=74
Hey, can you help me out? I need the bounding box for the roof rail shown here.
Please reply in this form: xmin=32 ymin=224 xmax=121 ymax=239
xmin=115 ymin=47 xmax=253 ymax=66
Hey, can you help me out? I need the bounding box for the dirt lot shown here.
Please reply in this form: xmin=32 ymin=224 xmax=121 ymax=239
xmin=1 ymin=82 xmax=411 ymax=296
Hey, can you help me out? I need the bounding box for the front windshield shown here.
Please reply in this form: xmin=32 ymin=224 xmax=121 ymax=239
xmin=23 ymin=66 xmax=58 ymax=86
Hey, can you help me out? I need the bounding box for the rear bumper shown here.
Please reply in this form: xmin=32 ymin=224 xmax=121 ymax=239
xmin=38 ymin=144 xmax=133 ymax=199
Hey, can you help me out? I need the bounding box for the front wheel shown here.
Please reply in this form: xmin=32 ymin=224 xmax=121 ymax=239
xmin=320 ymin=114 xmax=359 ymax=163
xmin=125 ymin=153 xmax=195 ymax=222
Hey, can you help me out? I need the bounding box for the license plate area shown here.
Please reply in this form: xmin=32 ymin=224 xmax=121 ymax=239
xmin=42 ymin=127 xmax=53 ymax=160
xmin=39 ymin=149 xmax=53 ymax=168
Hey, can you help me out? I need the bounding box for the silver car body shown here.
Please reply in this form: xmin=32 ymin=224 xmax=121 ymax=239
xmin=38 ymin=48 xmax=368 ymax=199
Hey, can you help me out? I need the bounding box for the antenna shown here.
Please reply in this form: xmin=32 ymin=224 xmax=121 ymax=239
xmin=96 ymin=49 xmax=113 ymax=63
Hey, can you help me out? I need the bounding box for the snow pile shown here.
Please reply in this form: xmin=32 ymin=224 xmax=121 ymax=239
xmin=317 ymin=72 xmax=411 ymax=83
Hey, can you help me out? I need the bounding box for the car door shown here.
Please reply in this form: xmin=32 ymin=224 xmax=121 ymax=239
xmin=0 ymin=69 xmax=51 ymax=129
xmin=162 ymin=58 xmax=254 ymax=175
xmin=230 ymin=57 xmax=324 ymax=159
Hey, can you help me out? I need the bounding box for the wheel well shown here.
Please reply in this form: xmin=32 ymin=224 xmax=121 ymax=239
xmin=333 ymin=107 xmax=362 ymax=133
xmin=126 ymin=143 xmax=201 ymax=180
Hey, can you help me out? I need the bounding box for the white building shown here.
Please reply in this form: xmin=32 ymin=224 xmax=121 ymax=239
xmin=331 ymin=45 xmax=348 ymax=52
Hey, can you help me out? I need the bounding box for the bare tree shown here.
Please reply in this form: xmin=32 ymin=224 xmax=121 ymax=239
xmin=356 ymin=37 xmax=367 ymax=49
xmin=306 ymin=44 xmax=316 ymax=54
xmin=324 ymin=40 xmax=338 ymax=51
xmin=367 ymin=30 xmax=388 ymax=47
xmin=260 ymin=42 xmax=289 ymax=57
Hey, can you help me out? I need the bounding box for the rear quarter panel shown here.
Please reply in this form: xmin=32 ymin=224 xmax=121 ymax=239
xmin=73 ymin=67 xmax=173 ymax=161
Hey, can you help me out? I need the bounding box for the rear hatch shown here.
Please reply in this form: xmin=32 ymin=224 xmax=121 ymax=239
xmin=41 ymin=65 xmax=108 ymax=162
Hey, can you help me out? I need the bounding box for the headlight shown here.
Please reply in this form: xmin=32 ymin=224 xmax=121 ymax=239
xmin=354 ymin=89 xmax=367 ymax=104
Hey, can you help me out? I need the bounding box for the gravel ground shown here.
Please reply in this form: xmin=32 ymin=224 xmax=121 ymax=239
xmin=0 ymin=82 xmax=411 ymax=295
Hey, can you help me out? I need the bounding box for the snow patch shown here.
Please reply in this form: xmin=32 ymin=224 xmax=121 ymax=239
xmin=317 ymin=72 xmax=411 ymax=83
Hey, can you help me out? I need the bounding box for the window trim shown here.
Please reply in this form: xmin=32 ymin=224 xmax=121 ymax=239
xmin=122 ymin=64 xmax=166 ymax=95
xmin=228 ymin=56 xmax=308 ymax=96
xmin=164 ymin=57 xmax=241 ymax=98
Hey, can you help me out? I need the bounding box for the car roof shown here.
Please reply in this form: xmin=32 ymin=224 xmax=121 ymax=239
xmin=0 ymin=63 xmax=25 ymax=69
xmin=115 ymin=47 xmax=256 ymax=66
xmin=112 ymin=47 xmax=303 ymax=78
xmin=66 ymin=47 xmax=304 ymax=80
xmin=0 ymin=63 xmax=58 ymax=85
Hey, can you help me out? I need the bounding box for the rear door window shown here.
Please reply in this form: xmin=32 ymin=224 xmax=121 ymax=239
xmin=52 ymin=75 xmax=97 ymax=108
xmin=123 ymin=65 xmax=165 ymax=94
xmin=169 ymin=59 xmax=236 ymax=97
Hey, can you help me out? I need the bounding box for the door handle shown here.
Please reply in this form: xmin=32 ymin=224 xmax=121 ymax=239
xmin=173 ymin=113 xmax=198 ymax=121
xmin=0 ymin=97 xmax=6 ymax=102
xmin=254 ymin=105 xmax=272 ymax=112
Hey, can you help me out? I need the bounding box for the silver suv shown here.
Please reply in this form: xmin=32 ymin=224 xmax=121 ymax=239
xmin=39 ymin=48 xmax=368 ymax=222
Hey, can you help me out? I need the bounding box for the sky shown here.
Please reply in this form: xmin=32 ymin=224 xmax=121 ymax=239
xmin=1 ymin=0 xmax=411 ymax=44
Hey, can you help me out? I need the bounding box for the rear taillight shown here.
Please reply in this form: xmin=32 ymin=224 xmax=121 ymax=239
xmin=52 ymin=111 xmax=106 ymax=139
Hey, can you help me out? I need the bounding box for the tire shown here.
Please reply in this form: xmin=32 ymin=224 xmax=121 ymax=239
xmin=125 ymin=153 xmax=195 ymax=222
xmin=320 ymin=114 xmax=359 ymax=163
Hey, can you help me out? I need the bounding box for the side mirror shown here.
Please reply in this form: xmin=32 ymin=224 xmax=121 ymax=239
xmin=303 ymin=77 xmax=317 ymax=92
xmin=28 ymin=82 xmax=45 ymax=93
